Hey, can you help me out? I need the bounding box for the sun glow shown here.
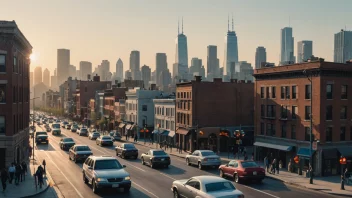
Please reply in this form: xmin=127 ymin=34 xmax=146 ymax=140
xmin=30 ymin=53 xmax=36 ymax=61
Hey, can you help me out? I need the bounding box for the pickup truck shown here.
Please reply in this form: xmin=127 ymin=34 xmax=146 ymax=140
xmin=35 ymin=131 xmax=49 ymax=144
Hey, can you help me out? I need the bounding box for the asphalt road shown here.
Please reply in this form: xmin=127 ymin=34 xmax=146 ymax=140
xmin=33 ymin=124 xmax=338 ymax=198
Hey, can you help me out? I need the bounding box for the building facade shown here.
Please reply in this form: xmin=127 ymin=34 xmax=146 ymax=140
xmin=57 ymin=49 xmax=70 ymax=86
xmin=153 ymin=98 xmax=176 ymax=144
xmin=280 ymin=27 xmax=295 ymax=65
xmin=141 ymin=65 xmax=151 ymax=89
xmin=156 ymin=53 xmax=167 ymax=86
xmin=43 ymin=68 xmax=50 ymax=87
xmin=79 ymin=61 xmax=92 ymax=80
xmin=207 ymin=45 xmax=220 ymax=79
xmin=116 ymin=58 xmax=123 ymax=82
xmin=334 ymin=30 xmax=352 ymax=63
xmin=34 ymin=66 xmax=42 ymax=85
xmin=130 ymin=51 xmax=141 ymax=80
xmin=255 ymin=46 xmax=267 ymax=69
xmin=297 ymin=41 xmax=313 ymax=63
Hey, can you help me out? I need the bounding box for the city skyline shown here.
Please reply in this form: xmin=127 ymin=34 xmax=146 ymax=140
xmin=2 ymin=0 xmax=351 ymax=74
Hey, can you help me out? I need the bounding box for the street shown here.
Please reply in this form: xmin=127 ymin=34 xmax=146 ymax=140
xmin=34 ymin=124 xmax=337 ymax=198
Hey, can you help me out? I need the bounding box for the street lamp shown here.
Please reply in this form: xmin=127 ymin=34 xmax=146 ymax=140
xmin=143 ymin=115 xmax=147 ymax=144
xmin=303 ymin=69 xmax=313 ymax=184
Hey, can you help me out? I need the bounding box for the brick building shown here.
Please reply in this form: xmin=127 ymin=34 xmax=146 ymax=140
xmin=175 ymin=76 xmax=254 ymax=153
xmin=103 ymin=86 xmax=128 ymax=129
xmin=0 ymin=21 xmax=32 ymax=169
xmin=253 ymin=60 xmax=352 ymax=177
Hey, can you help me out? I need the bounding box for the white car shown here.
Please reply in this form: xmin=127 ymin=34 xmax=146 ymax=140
xmin=77 ymin=128 xmax=88 ymax=136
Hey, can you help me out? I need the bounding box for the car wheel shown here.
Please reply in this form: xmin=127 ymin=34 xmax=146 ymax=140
xmin=186 ymin=158 xmax=190 ymax=166
xmin=173 ymin=189 xmax=179 ymax=198
xmin=123 ymin=186 xmax=130 ymax=193
xmin=220 ymin=169 xmax=224 ymax=178
xmin=122 ymin=154 xmax=125 ymax=159
xmin=83 ymin=173 xmax=88 ymax=184
xmin=150 ymin=163 xmax=154 ymax=169
xmin=198 ymin=162 xmax=203 ymax=170
xmin=134 ymin=155 xmax=138 ymax=160
xmin=234 ymin=173 xmax=240 ymax=183
xmin=164 ymin=165 xmax=169 ymax=168
xmin=92 ymin=179 xmax=99 ymax=193
xmin=141 ymin=158 xmax=145 ymax=165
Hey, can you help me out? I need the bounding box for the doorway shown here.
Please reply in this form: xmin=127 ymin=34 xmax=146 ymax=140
xmin=0 ymin=148 xmax=5 ymax=169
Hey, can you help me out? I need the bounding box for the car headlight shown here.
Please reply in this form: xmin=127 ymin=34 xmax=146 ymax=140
xmin=96 ymin=178 xmax=107 ymax=182
xmin=124 ymin=176 xmax=131 ymax=181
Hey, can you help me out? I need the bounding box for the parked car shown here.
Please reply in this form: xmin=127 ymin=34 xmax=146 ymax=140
xmin=59 ymin=137 xmax=75 ymax=150
xmin=77 ymin=128 xmax=88 ymax=136
xmin=88 ymin=132 xmax=100 ymax=140
xmin=115 ymin=143 xmax=138 ymax=159
xmin=110 ymin=130 xmax=122 ymax=141
xmin=71 ymin=125 xmax=78 ymax=132
xmin=171 ymin=176 xmax=244 ymax=198
xmin=141 ymin=149 xmax=170 ymax=168
xmin=35 ymin=131 xmax=48 ymax=144
xmin=52 ymin=128 xmax=61 ymax=136
xmin=82 ymin=156 xmax=131 ymax=193
xmin=68 ymin=145 xmax=93 ymax=163
xmin=186 ymin=150 xmax=221 ymax=170
xmin=66 ymin=124 xmax=71 ymax=130
xmin=219 ymin=160 xmax=265 ymax=183
xmin=96 ymin=136 xmax=113 ymax=146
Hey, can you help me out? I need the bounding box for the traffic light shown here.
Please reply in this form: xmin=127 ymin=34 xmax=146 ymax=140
xmin=340 ymin=156 xmax=347 ymax=165
xmin=294 ymin=156 xmax=299 ymax=164
xmin=219 ymin=131 xmax=229 ymax=137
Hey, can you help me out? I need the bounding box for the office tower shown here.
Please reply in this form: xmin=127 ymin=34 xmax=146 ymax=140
xmin=255 ymin=47 xmax=267 ymax=69
xmin=79 ymin=61 xmax=92 ymax=80
xmin=207 ymin=45 xmax=219 ymax=79
xmin=151 ymin=70 xmax=156 ymax=82
xmin=174 ymin=18 xmax=189 ymax=80
xmin=189 ymin=57 xmax=202 ymax=76
xmin=159 ymin=69 xmax=172 ymax=92
xmin=54 ymin=68 xmax=57 ymax=76
xmin=116 ymin=58 xmax=123 ymax=81
xmin=156 ymin=53 xmax=167 ymax=86
xmin=130 ymin=51 xmax=141 ymax=80
xmin=125 ymin=70 xmax=132 ymax=80
xmin=34 ymin=66 xmax=42 ymax=85
xmin=334 ymin=30 xmax=352 ymax=63
xmin=76 ymin=70 xmax=81 ymax=79
xmin=297 ymin=41 xmax=313 ymax=63
xmin=30 ymin=72 xmax=33 ymax=87
xmin=57 ymin=49 xmax=70 ymax=85
xmin=100 ymin=60 xmax=110 ymax=81
xmin=141 ymin=65 xmax=151 ymax=89
xmin=224 ymin=16 xmax=239 ymax=77
xmin=237 ymin=61 xmax=254 ymax=81
xmin=43 ymin=68 xmax=50 ymax=87
xmin=280 ymin=27 xmax=295 ymax=65
xmin=69 ymin=65 xmax=76 ymax=78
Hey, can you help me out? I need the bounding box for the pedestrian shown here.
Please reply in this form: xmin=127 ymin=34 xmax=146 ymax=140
xmin=21 ymin=161 xmax=27 ymax=181
xmin=15 ymin=162 xmax=21 ymax=185
xmin=36 ymin=165 xmax=44 ymax=188
xmin=179 ymin=142 xmax=182 ymax=154
xmin=276 ymin=159 xmax=280 ymax=174
xmin=271 ymin=158 xmax=276 ymax=174
xmin=8 ymin=163 xmax=15 ymax=184
xmin=1 ymin=168 xmax=9 ymax=192
xmin=176 ymin=142 xmax=179 ymax=152
xmin=42 ymin=160 xmax=46 ymax=176
xmin=244 ymin=154 xmax=248 ymax=161
xmin=251 ymin=153 xmax=254 ymax=161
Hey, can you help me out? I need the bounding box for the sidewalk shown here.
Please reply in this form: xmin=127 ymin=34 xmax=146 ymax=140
xmin=130 ymin=138 xmax=352 ymax=197
xmin=2 ymin=158 xmax=50 ymax=198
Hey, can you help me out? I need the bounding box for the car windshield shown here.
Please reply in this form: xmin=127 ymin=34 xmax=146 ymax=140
xmin=205 ymin=181 xmax=235 ymax=192
xmin=102 ymin=136 xmax=111 ymax=140
xmin=52 ymin=124 xmax=60 ymax=128
xmin=81 ymin=129 xmax=87 ymax=132
xmin=76 ymin=146 xmax=91 ymax=151
xmin=153 ymin=151 xmax=167 ymax=156
xmin=94 ymin=159 xmax=122 ymax=170
xmin=93 ymin=133 xmax=100 ymax=136
xmin=241 ymin=161 xmax=258 ymax=168
xmin=201 ymin=151 xmax=216 ymax=156
xmin=124 ymin=144 xmax=135 ymax=148
xmin=36 ymin=132 xmax=47 ymax=135
xmin=73 ymin=125 xmax=78 ymax=128
xmin=63 ymin=138 xmax=74 ymax=142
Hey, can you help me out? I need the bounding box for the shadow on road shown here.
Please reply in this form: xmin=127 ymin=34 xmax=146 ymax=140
xmin=246 ymin=177 xmax=293 ymax=192
xmin=36 ymin=143 xmax=55 ymax=151
xmin=158 ymin=165 xmax=186 ymax=175
xmin=89 ymin=184 xmax=152 ymax=198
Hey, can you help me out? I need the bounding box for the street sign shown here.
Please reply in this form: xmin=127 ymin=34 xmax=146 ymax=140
xmin=312 ymin=141 xmax=317 ymax=151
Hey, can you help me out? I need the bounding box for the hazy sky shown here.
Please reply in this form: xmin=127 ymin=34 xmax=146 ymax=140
xmin=2 ymin=0 xmax=351 ymax=74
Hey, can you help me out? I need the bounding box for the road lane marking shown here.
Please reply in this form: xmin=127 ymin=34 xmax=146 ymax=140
xmin=241 ymin=185 xmax=281 ymax=198
xmin=49 ymin=142 xmax=64 ymax=157
xmin=43 ymin=151 xmax=84 ymax=198
xmin=132 ymin=182 xmax=159 ymax=198
xmin=159 ymin=173 xmax=176 ymax=181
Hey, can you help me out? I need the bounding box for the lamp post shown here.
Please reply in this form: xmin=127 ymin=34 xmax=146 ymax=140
xmin=143 ymin=115 xmax=147 ymax=144
xmin=303 ymin=69 xmax=313 ymax=184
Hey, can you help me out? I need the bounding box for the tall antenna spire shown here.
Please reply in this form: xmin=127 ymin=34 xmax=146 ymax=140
xmin=182 ymin=17 xmax=184 ymax=34
xmin=227 ymin=14 xmax=229 ymax=31
xmin=232 ymin=13 xmax=234 ymax=31
xmin=178 ymin=18 xmax=179 ymax=35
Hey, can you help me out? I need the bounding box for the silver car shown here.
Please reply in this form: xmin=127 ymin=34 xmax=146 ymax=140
xmin=186 ymin=150 xmax=221 ymax=170
xmin=77 ymin=128 xmax=88 ymax=136
xmin=171 ymin=176 xmax=244 ymax=198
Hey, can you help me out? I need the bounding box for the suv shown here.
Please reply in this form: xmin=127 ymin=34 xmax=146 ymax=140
xmin=82 ymin=156 xmax=131 ymax=193
xmin=35 ymin=131 xmax=48 ymax=144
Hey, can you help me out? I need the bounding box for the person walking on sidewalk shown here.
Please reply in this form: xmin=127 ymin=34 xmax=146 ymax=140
xmin=179 ymin=143 xmax=182 ymax=154
xmin=20 ymin=161 xmax=27 ymax=182
xmin=42 ymin=160 xmax=46 ymax=176
xmin=271 ymin=158 xmax=276 ymax=174
xmin=15 ymin=162 xmax=21 ymax=185
xmin=8 ymin=163 xmax=15 ymax=184
xmin=1 ymin=168 xmax=9 ymax=192
xmin=264 ymin=156 xmax=269 ymax=172
xmin=36 ymin=165 xmax=44 ymax=189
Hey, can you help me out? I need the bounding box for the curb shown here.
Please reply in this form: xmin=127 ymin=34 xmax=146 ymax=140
xmin=20 ymin=180 xmax=50 ymax=198
xmin=325 ymin=192 xmax=352 ymax=197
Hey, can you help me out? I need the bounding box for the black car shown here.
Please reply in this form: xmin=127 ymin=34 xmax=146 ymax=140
xmin=59 ymin=137 xmax=76 ymax=150
xmin=35 ymin=132 xmax=49 ymax=144
xmin=116 ymin=143 xmax=138 ymax=159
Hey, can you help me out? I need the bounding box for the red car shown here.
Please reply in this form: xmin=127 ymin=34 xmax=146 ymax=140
xmin=219 ymin=160 xmax=265 ymax=183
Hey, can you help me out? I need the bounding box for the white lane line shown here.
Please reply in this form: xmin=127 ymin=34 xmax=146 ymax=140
xmin=159 ymin=172 xmax=176 ymax=181
xmin=43 ymin=151 xmax=84 ymax=198
xmin=132 ymin=182 xmax=159 ymax=198
xmin=49 ymin=142 xmax=64 ymax=157
xmin=241 ymin=185 xmax=281 ymax=198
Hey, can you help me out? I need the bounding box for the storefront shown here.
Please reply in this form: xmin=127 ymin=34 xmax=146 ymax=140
xmin=337 ymin=147 xmax=352 ymax=175
xmin=118 ymin=123 xmax=126 ymax=135
xmin=254 ymin=141 xmax=294 ymax=169
xmin=176 ymin=128 xmax=191 ymax=151
xmin=322 ymin=149 xmax=338 ymax=176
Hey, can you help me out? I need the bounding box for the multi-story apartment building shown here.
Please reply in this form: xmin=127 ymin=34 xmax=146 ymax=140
xmin=115 ymin=99 xmax=126 ymax=134
xmin=153 ymin=97 xmax=176 ymax=144
xmin=103 ymin=86 xmax=127 ymax=130
xmin=253 ymin=60 xmax=352 ymax=176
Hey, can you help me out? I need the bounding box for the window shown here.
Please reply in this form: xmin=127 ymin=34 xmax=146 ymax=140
xmin=305 ymin=106 xmax=311 ymax=120
xmin=0 ymin=54 xmax=5 ymax=72
xmin=305 ymin=85 xmax=311 ymax=99
xmin=260 ymin=105 xmax=265 ymax=117
xmin=292 ymin=86 xmax=297 ymax=99
xmin=326 ymin=84 xmax=333 ymax=99
xmin=341 ymin=85 xmax=348 ymax=99
xmin=260 ymin=87 xmax=264 ymax=98
xmin=291 ymin=125 xmax=296 ymax=139
xmin=13 ymin=56 xmax=17 ymax=73
xmin=266 ymin=123 xmax=272 ymax=136
xmin=326 ymin=105 xmax=332 ymax=120
xmin=340 ymin=127 xmax=346 ymax=141
xmin=266 ymin=87 xmax=270 ymax=98
xmin=0 ymin=84 xmax=5 ymax=103
xmin=326 ymin=127 xmax=332 ymax=142
xmin=0 ymin=116 xmax=5 ymax=134
xmin=260 ymin=122 xmax=264 ymax=135
xmin=292 ymin=106 xmax=297 ymax=119
xmin=272 ymin=87 xmax=276 ymax=98
xmin=281 ymin=106 xmax=288 ymax=119
xmin=305 ymin=127 xmax=310 ymax=141
xmin=281 ymin=124 xmax=286 ymax=138
xmin=285 ymin=86 xmax=290 ymax=99
xmin=340 ymin=106 xmax=347 ymax=119
xmin=280 ymin=86 xmax=285 ymax=99
xmin=266 ymin=105 xmax=276 ymax=118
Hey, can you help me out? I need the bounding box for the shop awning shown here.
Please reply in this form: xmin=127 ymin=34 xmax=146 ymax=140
xmin=118 ymin=123 xmax=125 ymax=128
xmin=168 ymin=131 xmax=176 ymax=138
xmin=152 ymin=130 xmax=159 ymax=134
xmin=160 ymin=130 xmax=169 ymax=136
xmin=125 ymin=124 xmax=132 ymax=130
xmin=338 ymin=147 xmax=352 ymax=157
xmin=254 ymin=142 xmax=293 ymax=151
xmin=130 ymin=124 xmax=136 ymax=130
xmin=297 ymin=148 xmax=313 ymax=158
xmin=176 ymin=128 xmax=190 ymax=135
xmin=323 ymin=149 xmax=337 ymax=159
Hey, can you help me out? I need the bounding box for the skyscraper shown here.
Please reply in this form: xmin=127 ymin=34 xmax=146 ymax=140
xmin=100 ymin=60 xmax=110 ymax=81
xmin=130 ymin=51 xmax=141 ymax=80
xmin=156 ymin=53 xmax=167 ymax=86
xmin=255 ymin=46 xmax=267 ymax=69
xmin=189 ymin=57 xmax=202 ymax=76
xmin=57 ymin=49 xmax=70 ymax=85
xmin=116 ymin=58 xmax=123 ymax=81
xmin=159 ymin=69 xmax=172 ymax=92
xmin=224 ymin=16 xmax=239 ymax=77
xmin=207 ymin=45 xmax=219 ymax=79
xmin=43 ymin=68 xmax=50 ymax=87
xmin=297 ymin=41 xmax=313 ymax=63
xmin=334 ymin=30 xmax=352 ymax=63
xmin=141 ymin=65 xmax=151 ymax=89
xmin=280 ymin=27 xmax=295 ymax=65
xmin=69 ymin=65 xmax=76 ymax=78
xmin=34 ymin=66 xmax=42 ymax=85
xmin=80 ymin=61 xmax=92 ymax=80
xmin=174 ymin=18 xmax=189 ymax=80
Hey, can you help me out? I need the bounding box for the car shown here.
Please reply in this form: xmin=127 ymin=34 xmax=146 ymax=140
xmin=71 ymin=125 xmax=78 ymax=132
xmin=186 ymin=150 xmax=221 ymax=170
xmin=88 ymin=132 xmax=100 ymax=140
xmin=45 ymin=126 xmax=52 ymax=132
xmin=96 ymin=136 xmax=114 ymax=146
xmin=171 ymin=176 xmax=244 ymax=198
xmin=66 ymin=124 xmax=71 ymax=130
xmin=52 ymin=128 xmax=61 ymax=136
xmin=48 ymin=119 xmax=53 ymax=123
xmin=52 ymin=123 xmax=61 ymax=129
xmin=82 ymin=156 xmax=131 ymax=193
xmin=62 ymin=121 xmax=69 ymax=128
xmin=77 ymin=128 xmax=88 ymax=136
xmin=35 ymin=131 xmax=49 ymax=144
xmin=141 ymin=149 xmax=170 ymax=168
xmin=219 ymin=160 xmax=265 ymax=183
xmin=110 ymin=130 xmax=122 ymax=141
xmin=115 ymin=143 xmax=138 ymax=159
xmin=69 ymin=145 xmax=93 ymax=163
xmin=59 ymin=137 xmax=76 ymax=150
